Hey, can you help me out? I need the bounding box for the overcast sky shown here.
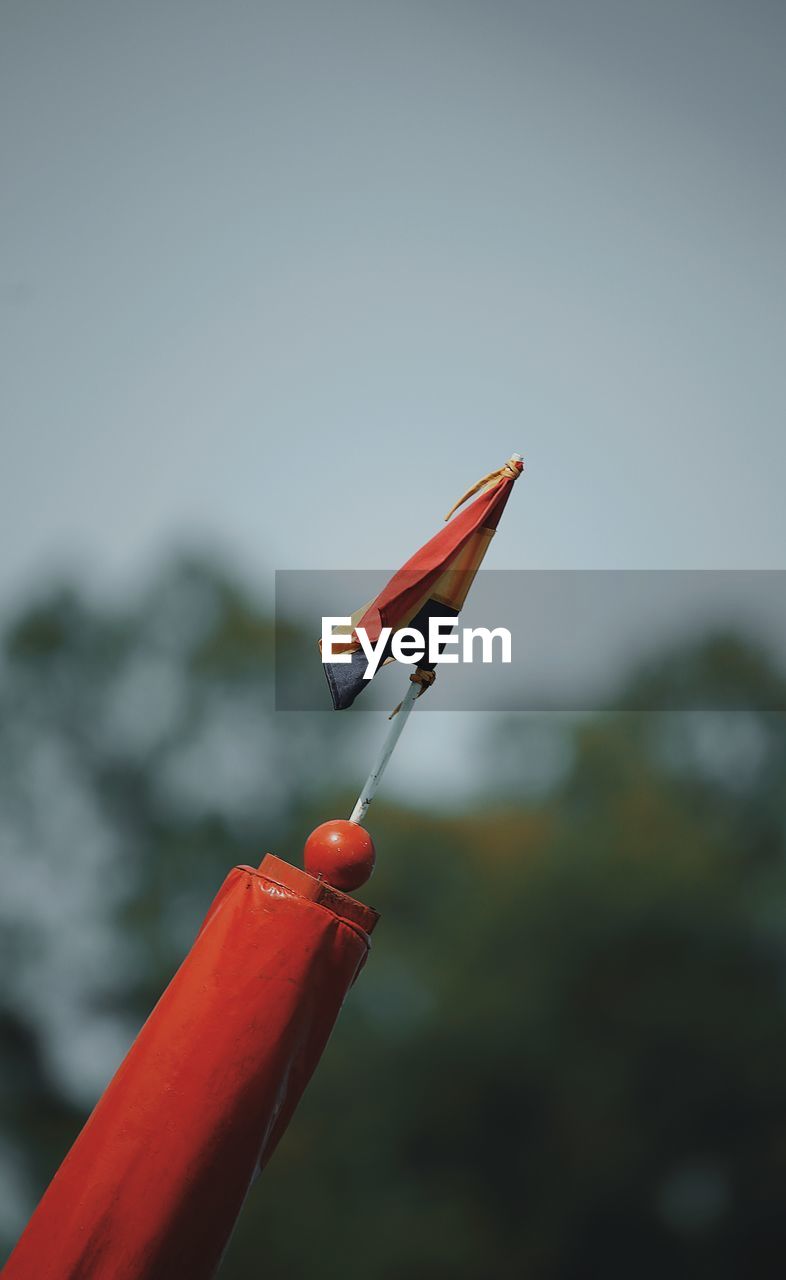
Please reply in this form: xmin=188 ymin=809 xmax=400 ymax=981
xmin=2 ymin=0 xmax=784 ymax=622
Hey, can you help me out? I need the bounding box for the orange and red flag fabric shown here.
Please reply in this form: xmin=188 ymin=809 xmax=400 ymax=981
xmin=4 ymin=856 xmax=377 ymax=1280
xmin=323 ymin=453 xmax=524 ymax=709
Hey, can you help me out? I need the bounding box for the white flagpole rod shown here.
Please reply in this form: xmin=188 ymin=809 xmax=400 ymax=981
xmin=349 ymin=679 xmax=420 ymax=825
xmin=348 ymin=451 xmax=524 ymax=828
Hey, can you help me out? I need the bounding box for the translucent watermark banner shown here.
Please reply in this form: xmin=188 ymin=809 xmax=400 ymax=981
xmin=274 ymin=570 xmax=786 ymax=712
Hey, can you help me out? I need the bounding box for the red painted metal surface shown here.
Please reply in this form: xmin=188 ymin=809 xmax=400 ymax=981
xmin=304 ymin=819 xmax=376 ymax=890
xmin=4 ymin=856 xmax=378 ymax=1280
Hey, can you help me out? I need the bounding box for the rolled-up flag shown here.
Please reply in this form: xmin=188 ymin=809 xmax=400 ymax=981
xmin=322 ymin=453 xmax=524 ymax=710
xmin=4 ymin=856 xmax=378 ymax=1280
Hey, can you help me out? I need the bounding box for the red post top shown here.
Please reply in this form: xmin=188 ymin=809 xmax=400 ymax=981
xmin=245 ymin=854 xmax=380 ymax=935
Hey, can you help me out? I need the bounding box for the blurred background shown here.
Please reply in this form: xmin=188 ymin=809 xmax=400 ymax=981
xmin=2 ymin=1 xmax=785 ymax=1276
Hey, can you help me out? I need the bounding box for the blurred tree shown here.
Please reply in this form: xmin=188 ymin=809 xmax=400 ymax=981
xmin=1 ymin=562 xmax=785 ymax=1277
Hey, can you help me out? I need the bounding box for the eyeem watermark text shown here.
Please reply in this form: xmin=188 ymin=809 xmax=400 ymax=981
xmin=322 ymin=616 xmax=512 ymax=680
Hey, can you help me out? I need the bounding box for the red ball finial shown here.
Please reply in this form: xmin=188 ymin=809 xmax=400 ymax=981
xmin=303 ymin=820 xmax=376 ymax=891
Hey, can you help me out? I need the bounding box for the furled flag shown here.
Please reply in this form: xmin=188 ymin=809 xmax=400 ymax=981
xmin=4 ymin=856 xmax=378 ymax=1280
xmin=322 ymin=453 xmax=524 ymax=710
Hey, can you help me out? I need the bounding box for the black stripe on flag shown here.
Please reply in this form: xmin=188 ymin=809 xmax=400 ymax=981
xmin=322 ymin=600 xmax=459 ymax=710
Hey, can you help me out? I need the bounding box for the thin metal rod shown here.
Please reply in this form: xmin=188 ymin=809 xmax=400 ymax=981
xmin=349 ymin=679 xmax=420 ymax=825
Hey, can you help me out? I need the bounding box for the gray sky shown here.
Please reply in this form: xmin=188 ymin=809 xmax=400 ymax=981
xmin=2 ymin=0 xmax=785 ymax=619
xmin=3 ymin=1 xmax=786 ymax=1167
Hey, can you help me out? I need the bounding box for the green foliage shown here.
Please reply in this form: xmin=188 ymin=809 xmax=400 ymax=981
xmin=1 ymin=559 xmax=785 ymax=1276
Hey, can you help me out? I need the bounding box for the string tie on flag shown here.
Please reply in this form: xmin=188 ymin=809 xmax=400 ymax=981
xmin=444 ymin=454 xmax=524 ymax=523
xmin=389 ymin=667 xmax=436 ymax=719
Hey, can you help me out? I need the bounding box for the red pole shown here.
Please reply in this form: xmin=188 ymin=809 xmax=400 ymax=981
xmin=4 ymin=854 xmax=378 ymax=1280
